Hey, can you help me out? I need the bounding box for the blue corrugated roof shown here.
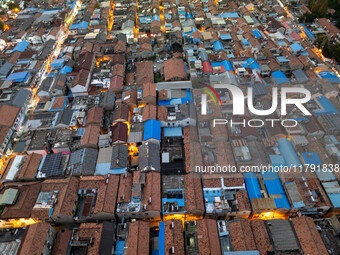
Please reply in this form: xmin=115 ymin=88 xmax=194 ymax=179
xmin=144 ymin=119 xmax=161 ymax=141
xmin=314 ymin=96 xmax=339 ymax=116
xmin=51 ymin=59 xmax=65 ymax=67
xmin=11 ymin=40 xmax=29 ymax=53
xmin=319 ymin=71 xmax=340 ymax=84
xmin=164 ymin=127 xmax=183 ymax=137
xmin=272 ymin=71 xmax=290 ymax=84
xmin=70 ymin=21 xmax=89 ymax=30
xmin=329 ymin=193 xmax=340 ymax=208
xmin=220 ymin=12 xmax=239 ymax=18
xmin=277 ymin=56 xmax=290 ymax=63
xmin=213 ymin=41 xmax=224 ymax=51
xmin=300 ymin=24 xmax=316 ymax=41
xmin=220 ymin=33 xmax=232 ymax=40
xmin=290 ymin=43 xmax=304 ymax=52
xmin=6 ymin=71 xmax=30 ymax=82
xmin=151 ymin=15 xmax=160 ymax=22
xmin=278 ymin=138 xmax=302 ymax=167
xmin=242 ymin=38 xmax=250 ymax=45
xmin=159 ymin=222 xmax=165 ymax=255
xmin=262 ymin=171 xmax=291 ymax=209
xmin=270 ymin=155 xmax=285 ymax=169
xmin=302 ymin=152 xmax=322 ymax=166
xmin=59 ymin=66 xmax=73 ymax=74
xmin=211 ymin=60 xmax=233 ymax=72
xmin=115 ymin=241 xmax=125 ymax=255
xmin=253 ymin=29 xmax=263 ymax=38
xmin=244 ymin=173 xmax=263 ymax=201
xmin=185 ymin=12 xmax=193 ymax=20
xmin=234 ymin=58 xmax=261 ymax=71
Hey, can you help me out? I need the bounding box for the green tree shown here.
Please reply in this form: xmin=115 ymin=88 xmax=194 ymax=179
xmin=8 ymin=2 xmax=20 ymax=10
xmin=311 ymin=0 xmax=328 ymax=16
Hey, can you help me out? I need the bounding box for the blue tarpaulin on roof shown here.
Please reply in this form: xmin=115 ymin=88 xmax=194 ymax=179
xmin=164 ymin=127 xmax=183 ymax=137
xmin=6 ymin=71 xmax=30 ymax=82
xmin=144 ymin=119 xmax=161 ymax=141
xmin=11 ymin=41 xmax=29 ymax=53
xmin=272 ymin=71 xmax=290 ymax=84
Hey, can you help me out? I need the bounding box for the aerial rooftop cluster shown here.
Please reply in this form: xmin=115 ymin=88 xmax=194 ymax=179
xmin=0 ymin=0 xmax=340 ymax=254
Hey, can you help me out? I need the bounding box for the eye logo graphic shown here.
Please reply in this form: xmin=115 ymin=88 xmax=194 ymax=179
xmin=200 ymin=85 xmax=222 ymax=115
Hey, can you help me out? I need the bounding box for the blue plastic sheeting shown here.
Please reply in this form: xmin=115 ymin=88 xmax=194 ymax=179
xmin=319 ymin=71 xmax=340 ymax=83
xmin=233 ymin=58 xmax=261 ymax=71
xmin=262 ymin=171 xmax=291 ymax=209
xmin=115 ymin=241 xmax=125 ymax=255
xmin=159 ymin=222 xmax=165 ymax=255
xmin=220 ymin=12 xmax=239 ymax=18
xmin=329 ymin=193 xmax=340 ymax=208
xmin=224 ymin=251 xmax=260 ymax=255
xmin=314 ymin=96 xmax=339 ymax=116
xmin=290 ymin=43 xmax=304 ymax=52
xmin=300 ymin=23 xmax=316 ymax=40
xmin=272 ymin=71 xmax=290 ymax=84
xmin=244 ymin=173 xmax=262 ymax=201
xmin=151 ymin=15 xmax=160 ymax=22
xmin=51 ymin=59 xmax=65 ymax=68
xmin=59 ymin=66 xmax=72 ymax=74
xmin=213 ymin=41 xmax=224 ymax=51
xmin=95 ymin=163 xmax=127 ymax=175
xmin=302 ymin=152 xmax=322 ymax=166
xmin=277 ymin=56 xmax=290 ymax=63
xmin=270 ymin=155 xmax=285 ymax=169
xmin=278 ymin=138 xmax=302 ymax=167
xmin=11 ymin=41 xmax=29 ymax=53
xmin=242 ymin=39 xmax=250 ymax=46
xmin=253 ymin=30 xmax=263 ymax=38
xmin=185 ymin=12 xmax=193 ymax=20
xmin=70 ymin=21 xmax=89 ymax=30
xmin=220 ymin=34 xmax=232 ymax=40
xmin=211 ymin=60 xmax=233 ymax=72
xmin=164 ymin=127 xmax=183 ymax=137
xmin=6 ymin=71 xmax=30 ymax=82
xmin=77 ymin=128 xmax=85 ymax=136
xmin=144 ymin=119 xmax=161 ymax=141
